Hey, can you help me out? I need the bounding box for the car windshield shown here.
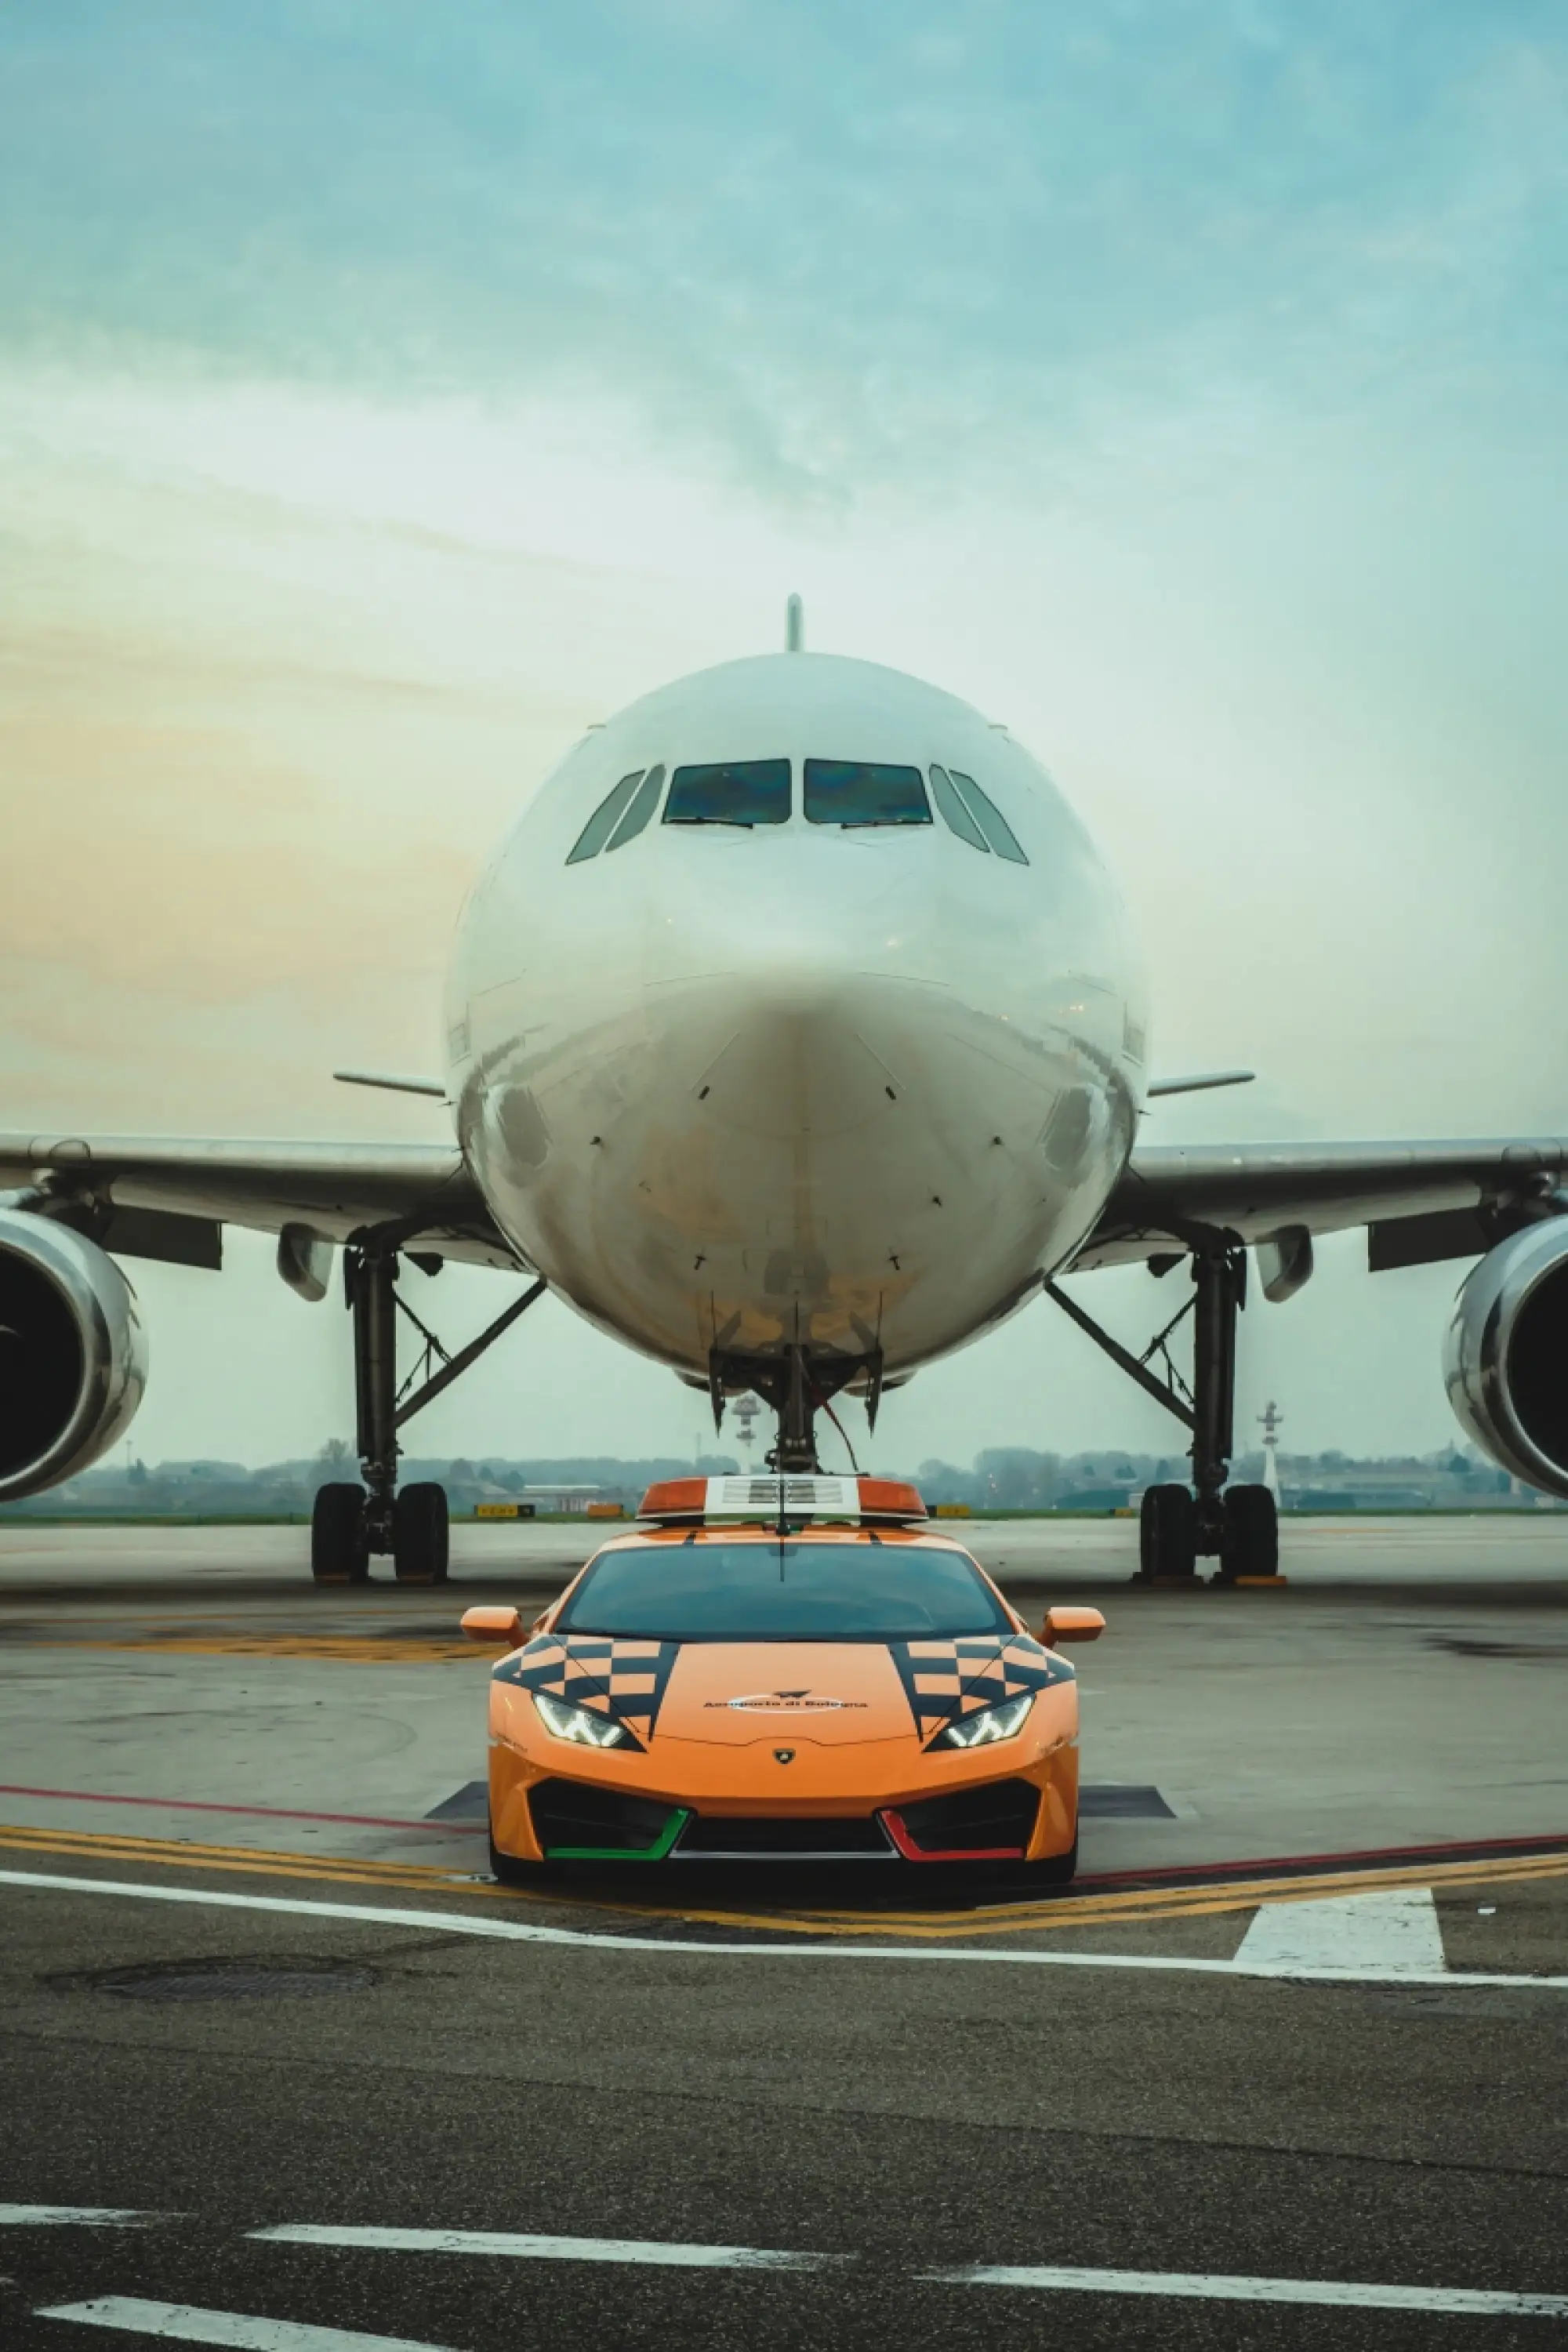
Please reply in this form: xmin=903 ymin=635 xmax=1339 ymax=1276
xmin=556 ymin=1541 xmax=1009 ymax=1639
xmin=804 ymin=759 xmax=931 ymax=827
xmin=664 ymin=759 xmax=791 ymax=826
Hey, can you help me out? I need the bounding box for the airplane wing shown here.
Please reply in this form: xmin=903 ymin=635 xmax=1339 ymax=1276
xmin=1075 ymin=1138 xmax=1568 ymax=1272
xmin=0 ymin=1134 xmax=519 ymax=1271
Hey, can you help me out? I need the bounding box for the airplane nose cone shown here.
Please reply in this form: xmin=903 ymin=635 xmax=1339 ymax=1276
xmin=644 ymin=840 xmax=938 ymax=1141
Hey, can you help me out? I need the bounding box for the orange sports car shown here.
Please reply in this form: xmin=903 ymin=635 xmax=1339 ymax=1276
xmin=462 ymin=1475 xmax=1104 ymax=1879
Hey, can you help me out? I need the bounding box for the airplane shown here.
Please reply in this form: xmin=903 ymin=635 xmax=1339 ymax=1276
xmin=3 ymin=604 xmax=1566 ymax=1585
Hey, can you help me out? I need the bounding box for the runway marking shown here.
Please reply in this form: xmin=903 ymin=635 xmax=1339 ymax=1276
xmin=0 ymin=2204 xmax=154 ymax=2227
xmin=36 ymin=2300 xmax=452 ymax=2350
xmin=932 ymin=2263 xmax=1568 ymax=2316
xmin=8 ymin=1866 xmax=1568 ymax=1987
xmin=252 ymin=2223 xmax=833 ymax=2268
xmin=5 ymin=1822 xmax=1568 ymax=1939
xmin=1235 ymin=1886 xmax=1445 ymax=1974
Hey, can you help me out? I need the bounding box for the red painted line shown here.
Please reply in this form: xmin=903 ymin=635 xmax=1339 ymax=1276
xmin=0 ymin=1783 xmax=485 ymax=1835
xmin=1074 ymin=1825 xmax=1568 ymax=1893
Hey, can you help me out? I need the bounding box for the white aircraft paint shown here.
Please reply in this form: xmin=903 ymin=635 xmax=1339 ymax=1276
xmin=1234 ymin=1886 xmax=1445 ymax=1974
xmin=446 ymin=651 xmax=1144 ymax=1382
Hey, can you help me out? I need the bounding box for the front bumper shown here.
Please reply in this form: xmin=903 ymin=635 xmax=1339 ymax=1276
xmin=504 ymin=1769 xmax=1071 ymax=1865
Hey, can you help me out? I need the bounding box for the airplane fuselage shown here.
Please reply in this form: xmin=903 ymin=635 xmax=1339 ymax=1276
xmin=446 ymin=652 xmax=1145 ymax=1387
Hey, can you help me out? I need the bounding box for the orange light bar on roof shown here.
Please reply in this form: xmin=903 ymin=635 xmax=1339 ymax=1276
xmin=637 ymin=1474 xmax=927 ymax=1524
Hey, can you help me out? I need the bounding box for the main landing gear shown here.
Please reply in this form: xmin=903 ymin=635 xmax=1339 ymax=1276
xmin=310 ymin=1230 xmax=546 ymax=1586
xmin=1047 ymin=1243 xmax=1281 ymax=1588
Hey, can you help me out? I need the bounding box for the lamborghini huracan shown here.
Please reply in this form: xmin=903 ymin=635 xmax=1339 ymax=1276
xmin=462 ymin=1475 xmax=1105 ymax=1878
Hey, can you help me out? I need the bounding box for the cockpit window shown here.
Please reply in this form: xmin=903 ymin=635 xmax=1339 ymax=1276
xmin=929 ymin=764 xmax=990 ymax=853
xmin=664 ymin=759 xmax=791 ymax=827
xmin=567 ymin=770 xmax=645 ymax=866
xmin=605 ymin=764 xmax=666 ymax=852
xmin=804 ymin=760 xmax=931 ymax=828
xmin=948 ymin=769 xmax=1029 ymax=865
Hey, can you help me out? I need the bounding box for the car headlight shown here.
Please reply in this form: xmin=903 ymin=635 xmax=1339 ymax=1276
xmin=941 ymin=1692 xmax=1034 ymax=1749
xmin=533 ymin=1690 xmax=629 ymax=1749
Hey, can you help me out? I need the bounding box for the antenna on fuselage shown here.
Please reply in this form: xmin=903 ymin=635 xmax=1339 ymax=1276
xmin=785 ymin=593 xmax=804 ymax=652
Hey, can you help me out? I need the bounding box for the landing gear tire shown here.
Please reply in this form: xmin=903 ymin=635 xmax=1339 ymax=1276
xmin=394 ymin=1482 xmax=449 ymax=1584
xmin=1138 ymin=1483 xmax=1197 ymax=1580
xmin=311 ymin=1483 xmax=369 ymax=1584
xmin=1220 ymin=1483 xmax=1279 ymax=1581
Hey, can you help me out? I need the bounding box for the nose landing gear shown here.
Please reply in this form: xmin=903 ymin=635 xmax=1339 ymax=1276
xmin=706 ymin=1341 xmax=885 ymax=1478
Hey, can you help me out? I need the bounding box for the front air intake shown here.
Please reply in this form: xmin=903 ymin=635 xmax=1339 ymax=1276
xmin=527 ymin=1779 xmax=684 ymax=1858
xmin=884 ymin=1779 xmax=1040 ymax=1859
xmin=677 ymin=1815 xmax=894 ymax=1858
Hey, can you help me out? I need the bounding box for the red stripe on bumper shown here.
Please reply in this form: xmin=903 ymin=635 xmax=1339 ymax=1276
xmin=880 ymin=1809 xmax=1025 ymax=1863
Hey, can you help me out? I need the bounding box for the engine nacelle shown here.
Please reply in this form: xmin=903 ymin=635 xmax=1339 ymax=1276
xmin=1444 ymin=1220 xmax=1568 ymax=1499
xmin=0 ymin=1210 xmax=148 ymax=1501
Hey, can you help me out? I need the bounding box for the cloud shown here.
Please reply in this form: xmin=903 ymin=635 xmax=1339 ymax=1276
xmin=3 ymin=4 xmax=1566 ymax=503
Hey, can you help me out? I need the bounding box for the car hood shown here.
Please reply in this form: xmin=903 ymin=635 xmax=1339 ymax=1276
xmin=655 ymin=1642 xmax=913 ymax=1747
xmin=495 ymin=1630 xmax=1071 ymax=1750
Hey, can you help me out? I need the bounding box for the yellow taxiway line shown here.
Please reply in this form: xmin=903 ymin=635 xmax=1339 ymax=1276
xmin=20 ymin=1635 xmax=486 ymax=1663
xmin=2 ymin=1820 xmax=1567 ymax=1940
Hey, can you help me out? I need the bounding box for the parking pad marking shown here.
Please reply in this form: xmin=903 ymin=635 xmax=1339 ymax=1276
xmin=930 ymin=2264 xmax=1568 ymax=2315
xmin=7 ymin=1866 xmax=1568 ymax=1986
xmin=37 ymin=2300 xmax=454 ymax=2350
xmin=252 ymin=2224 xmax=833 ymax=2267
xmin=1236 ymin=1886 xmax=1444 ymax=1973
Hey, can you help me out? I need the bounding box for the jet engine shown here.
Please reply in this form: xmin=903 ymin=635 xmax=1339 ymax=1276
xmin=0 ymin=1208 xmax=148 ymax=1501
xmin=1444 ymin=1219 xmax=1568 ymax=1499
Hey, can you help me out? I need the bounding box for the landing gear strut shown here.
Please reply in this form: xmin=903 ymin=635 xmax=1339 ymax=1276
xmin=310 ymin=1235 xmax=547 ymax=1586
xmin=1046 ymin=1244 xmax=1280 ymax=1587
xmin=706 ymin=1340 xmax=885 ymax=1477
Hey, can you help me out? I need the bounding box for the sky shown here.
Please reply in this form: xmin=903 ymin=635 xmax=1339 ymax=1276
xmin=4 ymin=2 xmax=1568 ymax=1471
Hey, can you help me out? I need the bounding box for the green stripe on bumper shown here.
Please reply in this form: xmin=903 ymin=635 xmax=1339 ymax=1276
xmin=544 ymin=1807 xmax=691 ymax=1863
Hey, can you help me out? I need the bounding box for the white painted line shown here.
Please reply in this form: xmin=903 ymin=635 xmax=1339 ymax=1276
xmin=35 ymin=2299 xmax=454 ymax=2350
xmin=5 ymin=1869 xmax=1567 ymax=1989
xmin=0 ymin=2204 xmax=153 ymax=2227
xmin=932 ymin=2263 xmax=1568 ymax=2315
xmin=1236 ymin=1887 xmax=1445 ymax=1975
xmin=252 ymin=2223 xmax=830 ymax=2267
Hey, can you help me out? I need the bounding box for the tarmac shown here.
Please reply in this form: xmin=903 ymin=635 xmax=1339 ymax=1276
xmin=2 ymin=1515 xmax=1566 ymax=2349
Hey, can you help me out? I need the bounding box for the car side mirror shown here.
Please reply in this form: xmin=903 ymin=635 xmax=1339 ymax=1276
xmin=1042 ymin=1606 xmax=1105 ymax=1647
xmin=460 ymin=1606 xmax=524 ymax=1646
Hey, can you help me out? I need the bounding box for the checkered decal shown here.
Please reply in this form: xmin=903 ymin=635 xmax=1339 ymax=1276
xmin=494 ymin=1635 xmax=680 ymax=1749
xmin=888 ymin=1634 xmax=1071 ymax=1746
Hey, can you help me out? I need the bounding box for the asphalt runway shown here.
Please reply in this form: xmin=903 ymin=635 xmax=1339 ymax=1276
xmin=2 ymin=1516 xmax=1566 ymax=2349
